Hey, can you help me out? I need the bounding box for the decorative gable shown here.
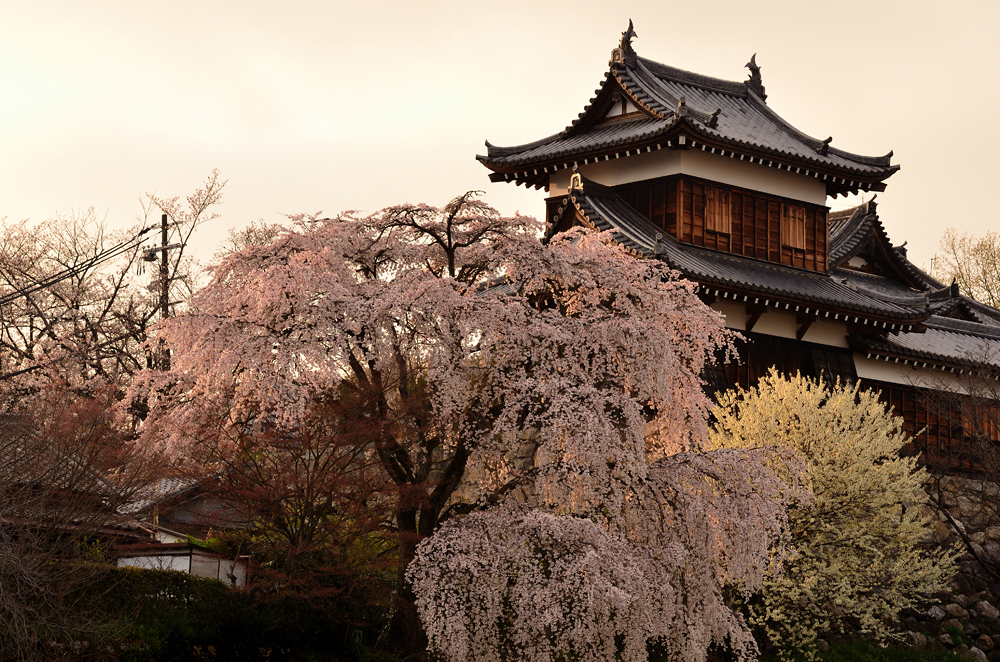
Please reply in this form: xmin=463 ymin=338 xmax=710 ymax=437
xmin=601 ymin=94 xmax=643 ymax=121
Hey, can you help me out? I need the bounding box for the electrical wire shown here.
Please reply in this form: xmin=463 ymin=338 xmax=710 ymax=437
xmin=0 ymin=223 xmax=162 ymax=381
xmin=0 ymin=224 xmax=157 ymax=309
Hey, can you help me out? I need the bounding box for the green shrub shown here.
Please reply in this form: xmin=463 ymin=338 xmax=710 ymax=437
xmin=85 ymin=565 xmax=389 ymax=661
xmin=761 ymin=639 xmax=963 ymax=661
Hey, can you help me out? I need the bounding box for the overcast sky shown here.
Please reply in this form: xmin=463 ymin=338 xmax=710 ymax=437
xmin=1 ymin=1 xmax=996 ymax=271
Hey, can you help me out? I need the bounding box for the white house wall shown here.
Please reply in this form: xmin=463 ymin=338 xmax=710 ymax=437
xmin=711 ymin=303 xmax=850 ymax=348
xmin=854 ymin=354 xmax=973 ymax=394
xmin=801 ymin=320 xmax=850 ymax=348
xmin=710 ymin=300 xmax=747 ymax=330
xmin=549 ymin=148 xmax=827 ymax=205
xmin=118 ymin=554 xmax=190 ymax=573
xmin=709 ymin=311 xmax=976 ymax=396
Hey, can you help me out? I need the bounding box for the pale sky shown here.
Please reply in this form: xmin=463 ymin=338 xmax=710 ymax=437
xmin=1 ymin=1 xmax=997 ymax=272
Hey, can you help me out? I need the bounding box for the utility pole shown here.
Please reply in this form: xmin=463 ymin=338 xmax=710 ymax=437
xmin=143 ymin=213 xmax=183 ymax=371
xmin=159 ymin=213 xmax=170 ymax=371
xmin=160 ymin=213 xmax=169 ymax=324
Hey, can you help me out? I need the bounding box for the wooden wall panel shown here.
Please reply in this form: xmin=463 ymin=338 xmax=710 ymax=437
xmin=865 ymin=379 xmax=989 ymax=474
xmin=664 ymin=184 xmax=677 ymax=236
xmin=613 ymin=175 xmax=829 ymax=272
xmin=706 ymin=344 xmax=992 ymax=475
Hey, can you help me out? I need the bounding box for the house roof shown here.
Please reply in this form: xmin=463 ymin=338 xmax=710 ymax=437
xmin=480 ymin=23 xmax=898 ymax=197
xmin=853 ymin=316 xmax=1000 ymax=374
xmin=549 ymin=174 xmax=1000 ymax=373
xmin=827 ymin=200 xmax=935 ymax=290
xmin=550 ymin=177 xmax=930 ymax=328
xmin=118 ymin=476 xmax=200 ymax=515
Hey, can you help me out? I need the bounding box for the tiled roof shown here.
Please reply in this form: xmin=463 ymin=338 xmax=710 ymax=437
xmin=484 ymin=117 xmax=674 ymax=168
xmin=554 ymin=178 xmax=929 ymax=324
xmin=827 ymin=200 xmax=942 ymax=290
xmin=480 ymin=33 xmax=898 ymax=190
xmin=854 ymin=316 xmax=1000 ymax=371
xmin=627 ymin=58 xmax=894 ymax=176
xmin=118 ymin=477 xmax=201 ymax=515
xmin=545 ymin=175 xmax=1000 ymax=373
xmin=828 ymin=205 xmax=877 ymax=266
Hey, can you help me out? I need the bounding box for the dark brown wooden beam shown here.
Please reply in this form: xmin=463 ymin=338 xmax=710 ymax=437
xmin=746 ymin=304 xmax=768 ymax=332
xmin=796 ymin=314 xmax=817 ymax=341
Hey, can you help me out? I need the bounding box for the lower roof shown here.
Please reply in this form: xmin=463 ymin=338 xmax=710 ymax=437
xmin=554 ymin=178 xmax=929 ymax=328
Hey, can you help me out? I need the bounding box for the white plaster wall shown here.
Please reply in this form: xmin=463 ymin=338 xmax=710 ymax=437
xmin=710 ymin=300 xmax=746 ymax=330
xmin=709 ymin=305 xmax=849 ymax=348
xmin=748 ymin=309 xmax=799 ymax=340
xmin=603 ymin=98 xmax=640 ymax=119
xmin=847 ymin=256 xmax=868 ymax=268
xmin=548 ymin=147 xmax=827 ymax=205
xmin=854 ymin=354 xmax=972 ymax=394
xmin=118 ymin=554 xmax=190 ymax=573
xmin=221 ymin=559 xmax=248 ymax=587
xmin=154 ymin=529 xmax=184 ymax=543
xmin=549 ymin=170 xmax=572 ymax=197
xmin=800 ymin=320 xmax=849 ymax=348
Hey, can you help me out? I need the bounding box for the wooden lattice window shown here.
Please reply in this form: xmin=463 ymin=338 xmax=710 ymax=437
xmin=706 ymin=187 xmax=730 ymax=234
xmin=781 ymin=204 xmax=806 ymax=250
xmin=962 ymin=403 xmax=1000 ymax=442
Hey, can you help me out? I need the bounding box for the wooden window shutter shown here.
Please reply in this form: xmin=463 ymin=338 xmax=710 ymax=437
xmin=705 ymin=187 xmax=730 ymax=234
xmin=781 ymin=204 xmax=806 ymax=249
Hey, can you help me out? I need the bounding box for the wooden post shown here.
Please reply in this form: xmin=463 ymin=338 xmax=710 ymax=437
xmin=159 ymin=213 xmax=170 ymax=371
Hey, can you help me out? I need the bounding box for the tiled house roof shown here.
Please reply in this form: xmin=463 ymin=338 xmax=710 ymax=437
xmin=853 ymin=317 xmax=1000 ymax=374
xmin=550 ymin=177 xmax=931 ymax=328
xmin=480 ymin=36 xmax=898 ymax=197
xmin=547 ymin=173 xmax=1000 ymax=374
xmin=486 ymin=23 xmax=1000 ymax=384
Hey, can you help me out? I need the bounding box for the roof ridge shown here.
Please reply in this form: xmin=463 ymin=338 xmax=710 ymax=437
xmin=828 ymin=204 xmax=865 ymax=222
xmin=630 ymin=59 xmax=679 ymax=112
xmin=626 ymin=61 xmax=721 ymax=127
xmin=829 ymin=207 xmax=874 ymax=266
xmin=635 ymin=57 xmax=747 ymax=97
xmin=925 ymin=315 xmax=1000 ymax=340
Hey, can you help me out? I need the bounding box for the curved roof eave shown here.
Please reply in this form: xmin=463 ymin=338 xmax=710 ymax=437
xmin=480 ymin=33 xmax=898 ymax=186
xmin=548 ymin=176 xmax=931 ymax=327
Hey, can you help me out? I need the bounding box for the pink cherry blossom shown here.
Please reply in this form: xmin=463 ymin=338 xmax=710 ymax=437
xmin=127 ymin=193 xmax=802 ymax=660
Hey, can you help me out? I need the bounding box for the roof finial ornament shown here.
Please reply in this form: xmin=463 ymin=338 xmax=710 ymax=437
xmin=745 ymin=53 xmax=767 ymax=102
xmin=818 ymin=136 xmax=833 ymax=156
xmin=866 ymin=193 xmax=878 ymax=216
xmin=611 ymin=19 xmax=638 ymax=66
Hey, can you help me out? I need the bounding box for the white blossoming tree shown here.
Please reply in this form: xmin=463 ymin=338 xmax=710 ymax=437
xmin=709 ymin=370 xmax=959 ymax=658
xmin=130 ymin=193 xmax=802 ymax=661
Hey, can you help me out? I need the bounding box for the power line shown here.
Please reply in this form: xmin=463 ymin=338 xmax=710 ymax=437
xmin=0 ymin=224 xmax=157 ymax=310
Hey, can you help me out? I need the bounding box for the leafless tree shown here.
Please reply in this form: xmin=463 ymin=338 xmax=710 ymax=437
xmin=917 ymin=357 xmax=1000 ymax=591
xmin=0 ymin=382 xmax=162 ymax=661
xmin=0 ymin=170 xmax=225 ymax=387
xmin=0 ymin=172 xmax=223 ymax=659
xmin=933 ymin=228 xmax=1000 ymax=307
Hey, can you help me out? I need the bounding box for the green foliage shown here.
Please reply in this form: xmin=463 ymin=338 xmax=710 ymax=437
xmin=761 ymin=639 xmax=963 ymax=661
xmin=88 ymin=566 xmax=390 ymax=661
xmin=710 ymin=370 xmax=959 ymax=658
